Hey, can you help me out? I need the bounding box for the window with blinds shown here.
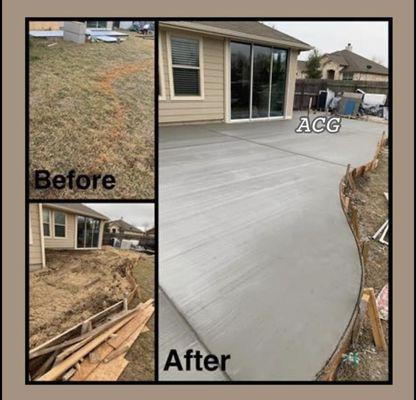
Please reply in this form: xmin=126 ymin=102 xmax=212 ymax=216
xmin=170 ymin=36 xmax=201 ymax=96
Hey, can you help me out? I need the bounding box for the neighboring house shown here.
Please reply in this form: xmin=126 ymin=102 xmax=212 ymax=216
xmin=29 ymin=203 xmax=109 ymax=271
xmin=296 ymin=60 xmax=308 ymax=79
xmin=144 ymin=227 xmax=155 ymax=238
xmin=159 ymin=21 xmax=311 ymax=124
xmin=106 ymin=219 xmax=144 ymax=239
xmin=114 ymin=21 xmax=134 ymax=30
xmin=320 ymin=44 xmax=388 ymax=81
xmin=85 ymin=21 xmax=113 ymax=30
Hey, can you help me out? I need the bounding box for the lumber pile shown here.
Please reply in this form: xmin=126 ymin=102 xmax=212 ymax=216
xmin=29 ymin=299 xmax=154 ymax=381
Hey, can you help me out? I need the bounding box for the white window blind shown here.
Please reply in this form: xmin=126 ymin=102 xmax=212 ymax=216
xmin=171 ymin=36 xmax=200 ymax=96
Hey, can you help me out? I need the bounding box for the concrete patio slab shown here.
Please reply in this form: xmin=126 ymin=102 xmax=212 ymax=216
xmin=159 ymin=114 xmax=385 ymax=381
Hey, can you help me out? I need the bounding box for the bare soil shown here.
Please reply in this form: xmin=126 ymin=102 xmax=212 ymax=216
xmin=29 ymin=247 xmax=147 ymax=348
xmin=118 ymin=254 xmax=155 ymax=381
xmin=336 ymin=147 xmax=389 ymax=381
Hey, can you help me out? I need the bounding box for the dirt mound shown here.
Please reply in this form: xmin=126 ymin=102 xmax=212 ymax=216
xmin=29 ymin=246 xmax=143 ymax=348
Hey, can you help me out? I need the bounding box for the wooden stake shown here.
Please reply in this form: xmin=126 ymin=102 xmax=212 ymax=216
xmin=361 ymin=240 xmax=369 ymax=265
xmin=350 ymin=208 xmax=360 ymax=242
xmin=362 ymin=288 xmax=387 ymax=351
xmin=80 ymin=320 xmax=92 ymax=335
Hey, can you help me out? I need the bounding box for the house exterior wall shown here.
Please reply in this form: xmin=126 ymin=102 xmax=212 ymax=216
xmin=159 ymin=27 xmax=300 ymax=124
xmin=124 ymin=230 xmax=143 ymax=236
xmin=43 ymin=208 xmax=77 ymax=249
xmin=29 ymin=204 xmax=44 ymax=270
xmin=352 ymin=73 xmax=388 ymax=82
xmin=159 ymin=28 xmax=225 ymax=124
xmin=320 ymin=59 xmax=344 ymax=80
xmin=108 ymin=223 xmax=120 ymax=233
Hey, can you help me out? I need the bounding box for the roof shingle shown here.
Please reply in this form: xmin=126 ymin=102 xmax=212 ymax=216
xmin=44 ymin=203 xmax=109 ymax=220
xmin=325 ymin=49 xmax=388 ymax=75
xmin=109 ymin=219 xmax=144 ymax=234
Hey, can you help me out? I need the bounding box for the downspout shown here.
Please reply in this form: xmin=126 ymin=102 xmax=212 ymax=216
xmin=38 ymin=204 xmax=46 ymax=268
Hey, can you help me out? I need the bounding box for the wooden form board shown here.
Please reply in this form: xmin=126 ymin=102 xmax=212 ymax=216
xmin=71 ymin=301 xmax=154 ymax=381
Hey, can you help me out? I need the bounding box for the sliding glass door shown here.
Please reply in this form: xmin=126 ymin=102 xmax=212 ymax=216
xmin=252 ymin=45 xmax=272 ymax=118
xmin=230 ymin=42 xmax=251 ymax=120
xmin=230 ymin=42 xmax=288 ymax=120
xmin=77 ymin=216 xmax=101 ymax=249
xmin=270 ymin=49 xmax=287 ymax=117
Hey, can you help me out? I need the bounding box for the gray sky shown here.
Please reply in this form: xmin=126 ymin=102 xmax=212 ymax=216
xmin=88 ymin=203 xmax=154 ymax=231
xmin=265 ymin=21 xmax=389 ymax=66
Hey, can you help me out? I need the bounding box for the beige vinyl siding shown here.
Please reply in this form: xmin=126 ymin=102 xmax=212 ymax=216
xmin=159 ymin=29 xmax=225 ymax=124
xmin=29 ymin=204 xmax=43 ymax=270
xmin=43 ymin=208 xmax=76 ymax=249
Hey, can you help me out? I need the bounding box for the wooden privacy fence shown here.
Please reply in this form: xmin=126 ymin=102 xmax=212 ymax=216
xmin=294 ymin=79 xmax=389 ymax=111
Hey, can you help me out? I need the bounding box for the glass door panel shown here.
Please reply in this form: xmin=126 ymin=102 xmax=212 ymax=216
xmin=251 ymin=45 xmax=272 ymax=118
xmin=270 ymin=49 xmax=287 ymax=117
xmin=77 ymin=216 xmax=100 ymax=248
xmin=92 ymin=220 xmax=100 ymax=248
xmin=230 ymin=42 xmax=251 ymax=120
xmin=230 ymin=42 xmax=288 ymax=120
xmin=77 ymin=216 xmax=85 ymax=248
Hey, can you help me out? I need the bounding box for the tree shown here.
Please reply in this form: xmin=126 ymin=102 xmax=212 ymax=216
xmin=306 ymin=49 xmax=322 ymax=79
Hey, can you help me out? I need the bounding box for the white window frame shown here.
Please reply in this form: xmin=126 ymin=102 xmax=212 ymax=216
xmin=74 ymin=215 xmax=102 ymax=250
xmin=42 ymin=208 xmax=52 ymax=238
xmin=53 ymin=211 xmax=67 ymax=239
xmin=226 ymin=41 xmax=289 ymax=123
xmin=158 ymin=34 xmax=166 ymax=101
xmin=166 ymin=32 xmax=205 ymax=101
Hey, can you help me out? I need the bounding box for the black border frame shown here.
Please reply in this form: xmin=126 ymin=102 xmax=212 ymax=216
xmin=25 ymin=16 xmax=393 ymax=385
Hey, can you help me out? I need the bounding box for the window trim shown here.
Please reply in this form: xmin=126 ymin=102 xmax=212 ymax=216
xmin=227 ymin=40 xmax=289 ymax=123
xmin=53 ymin=210 xmax=67 ymax=239
xmin=158 ymin=34 xmax=166 ymax=101
xmin=74 ymin=215 xmax=102 ymax=250
xmin=166 ymin=31 xmax=205 ymax=101
xmin=42 ymin=208 xmax=52 ymax=238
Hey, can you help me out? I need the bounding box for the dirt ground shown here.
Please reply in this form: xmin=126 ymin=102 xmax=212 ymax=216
xmin=29 ymin=35 xmax=154 ymax=199
xmin=118 ymin=254 xmax=155 ymax=381
xmin=29 ymin=247 xmax=153 ymax=352
xmin=336 ymin=146 xmax=389 ymax=381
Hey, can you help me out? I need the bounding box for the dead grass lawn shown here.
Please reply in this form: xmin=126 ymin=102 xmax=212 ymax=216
xmin=29 ymin=36 xmax=154 ymax=199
